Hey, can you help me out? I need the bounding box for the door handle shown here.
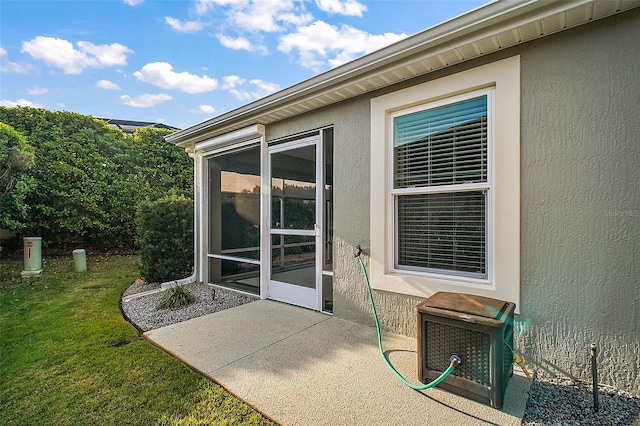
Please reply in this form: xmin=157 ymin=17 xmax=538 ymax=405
xmin=314 ymin=223 xmax=320 ymax=237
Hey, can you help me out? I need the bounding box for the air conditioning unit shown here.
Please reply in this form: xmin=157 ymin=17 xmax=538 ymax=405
xmin=416 ymin=292 xmax=515 ymax=409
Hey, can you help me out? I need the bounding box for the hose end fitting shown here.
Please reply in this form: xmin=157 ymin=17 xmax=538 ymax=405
xmin=450 ymin=354 xmax=462 ymax=367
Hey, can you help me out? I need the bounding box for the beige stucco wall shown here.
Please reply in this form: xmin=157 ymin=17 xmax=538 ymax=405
xmin=518 ymin=9 xmax=640 ymax=394
xmin=265 ymin=9 xmax=640 ymax=394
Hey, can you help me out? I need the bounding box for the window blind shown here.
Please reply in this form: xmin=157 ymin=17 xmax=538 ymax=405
xmin=397 ymin=191 xmax=486 ymax=276
xmin=394 ymin=96 xmax=487 ymax=188
xmin=393 ymin=94 xmax=489 ymax=278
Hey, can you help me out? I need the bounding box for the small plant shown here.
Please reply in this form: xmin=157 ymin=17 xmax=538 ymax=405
xmin=157 ymin=285 xmax=195 ymax=310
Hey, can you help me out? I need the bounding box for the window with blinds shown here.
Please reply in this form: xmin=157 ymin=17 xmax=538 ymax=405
xmin=392 ymin=94 xmax=489 ymax=278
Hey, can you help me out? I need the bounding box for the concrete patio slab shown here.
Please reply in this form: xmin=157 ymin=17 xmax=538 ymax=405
xmin=145 ymin=300 xmax=531 ymax=426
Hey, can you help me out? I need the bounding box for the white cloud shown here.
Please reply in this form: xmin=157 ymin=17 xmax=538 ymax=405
xmin=198 ymin=104 xmax=216 ymax=114
xmin=231 ymin=0 xmax=307 ymax=33
xmin=22 ymin=37 xmax=85 ymax=73
xmin=315 ymin=0 xmax=366 ymax=16
xmin=249 ymin=79 xmax=279 ymax=98
xmin=229 ymin=89 xmax=253 ymax=101
xmin=221 ymin=75 xmax=246 ymax=89
xmin=193 ymin=0 xmax=377 ymax=71
xmin=216 ymin=34 xmax=267 ymax=54
xmin=0 ymin=98 xmax=42 ymax=108
xmin=233 ymin=8 xmax=281 ymax=32
xmin=120 ymin=93 xmax=172 ymax=108
xmin=279 ymin=11 xmax=314 ymax=26
xmin=199 ymin=0 xmax=314 ymax=56
xmin=96 ymin=79 xmax=121 ymax=90
xmin=194 ymin=0 xmax=246 ymax=16
xmin=165 ymin=17 xmax=204 ymax=33
xmin=76 ymin=41 xmax=131 ymax=67
xmin=123 ymin=0 xmax=143 ymax=5
xmin=217 ymin=34 xmax=251 ymax=51
xmin=0 ymin=46 xmax=36 ymax=74
xmin=278 ymin=20 xmax=407 ymax=70
xmin=27 ymin=86 xmax=48 ymax=95
xmin=206 ymin=0 xmax=311 ymax=36
xmin=21 ymin=36 xmax=132 ymax=74
xmin=227 ymin=78 xmax=280 ymax=100
xmin=0 ymin=60 xmax=35 ymax=74
xmin=133 ymin=62 xmax=218 ymax=94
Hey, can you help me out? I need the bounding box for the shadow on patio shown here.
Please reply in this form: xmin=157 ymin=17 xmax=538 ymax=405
xmin=145 ymin=300 xmax=531 ymax=426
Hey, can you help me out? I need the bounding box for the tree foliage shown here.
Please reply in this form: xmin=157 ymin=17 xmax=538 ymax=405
xmin=136 ymin=195 xmax=194 ymax=283
xmin=0 ymin=107 xmax=193 ymax=251
xmin=0 ymin=122 xmax=36 ymax=232
xmin=129 ymin=127 xmax=193 ymax=201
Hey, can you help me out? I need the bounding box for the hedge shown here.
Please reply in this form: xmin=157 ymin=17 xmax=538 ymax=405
xmin=136 ymin=195 xmax=194 ymax=283
xmin=0 ymin=107 xmax=193 ymax=251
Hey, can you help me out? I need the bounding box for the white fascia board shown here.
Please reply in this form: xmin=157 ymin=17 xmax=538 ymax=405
xmin=195 ymin=124 xmax=265 ymax=154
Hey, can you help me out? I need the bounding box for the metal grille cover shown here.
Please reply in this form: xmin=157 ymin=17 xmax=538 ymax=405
xmin=425 ymin=321 xmax=491 ymax=386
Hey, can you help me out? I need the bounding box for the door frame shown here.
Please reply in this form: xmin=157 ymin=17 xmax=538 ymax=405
xmin=266 ymin=134 xmax=324 ymax=310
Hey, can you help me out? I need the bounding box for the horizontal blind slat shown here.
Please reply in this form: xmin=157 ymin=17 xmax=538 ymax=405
xmin=394 ymin=95 xmax=488 ymax=189
xmin=396 ymin=191 xmax=486 ymax=276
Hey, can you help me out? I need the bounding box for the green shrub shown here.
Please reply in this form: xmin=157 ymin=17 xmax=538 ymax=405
xmin=157 ymin=285 xmax=195 ymax=310
xmin=136 ymin=194 xmax=193 ymax=283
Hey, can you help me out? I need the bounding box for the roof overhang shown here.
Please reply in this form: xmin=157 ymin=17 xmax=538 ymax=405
xmin=167 ymin=0 xmax=640 ymax=149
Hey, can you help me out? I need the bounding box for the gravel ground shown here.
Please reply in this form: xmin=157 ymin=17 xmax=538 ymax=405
xmin=121 ymin=281 xmax=639 ymax=425
xmin=121 ymin=281 xmax=257 ymax=332
xmin=522 ymin=377 xmax=639 ymax=425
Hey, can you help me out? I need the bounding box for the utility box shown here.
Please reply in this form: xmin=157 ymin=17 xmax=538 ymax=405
xmin=21 ymin=237 xmax=43 ymax=278
xmin=73 ymin=249 xmax=87 ymax=272
xmin=416 ymin=292 xmax=515 ymax=409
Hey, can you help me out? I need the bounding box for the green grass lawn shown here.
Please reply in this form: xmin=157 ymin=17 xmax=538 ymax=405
xmin=0 ymin=254 xmax=273 ymax=425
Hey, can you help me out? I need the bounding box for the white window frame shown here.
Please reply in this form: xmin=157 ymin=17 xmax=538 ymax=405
xmin=370 ymin=56 xmax=520 ymax=308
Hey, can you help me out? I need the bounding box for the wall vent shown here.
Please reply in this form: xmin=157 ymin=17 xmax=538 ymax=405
xmin=416 ymin=292 xmax=515 ymax=408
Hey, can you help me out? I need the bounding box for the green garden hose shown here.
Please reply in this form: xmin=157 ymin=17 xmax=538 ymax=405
xmin=356 ymin=253 xmax=460 ymax=390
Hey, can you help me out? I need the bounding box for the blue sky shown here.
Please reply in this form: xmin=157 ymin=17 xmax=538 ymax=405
xmin=1 ymin=0 xmax=488 ymax=129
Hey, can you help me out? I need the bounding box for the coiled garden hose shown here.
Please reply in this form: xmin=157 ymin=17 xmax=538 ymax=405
xmin=356 ymin=252 xmax=460 ymax=390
